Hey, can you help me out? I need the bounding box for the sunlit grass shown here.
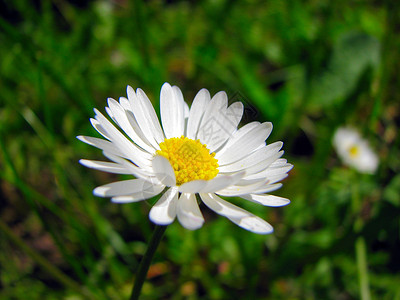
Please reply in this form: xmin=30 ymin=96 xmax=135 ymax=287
xmin=0 ymin=0 xmax=399 ymax=299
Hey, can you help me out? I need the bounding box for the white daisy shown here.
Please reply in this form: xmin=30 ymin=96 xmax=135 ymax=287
xmin=333 ymin=127 xmax=378 ymax=174
xmin=78 ymin=83 xmax=292 ymax=234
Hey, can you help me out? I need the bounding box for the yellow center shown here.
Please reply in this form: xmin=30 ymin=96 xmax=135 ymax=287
xmin=156 ymin=136 xmax=219 ymax=186
xmin=348 ymin=145 xmax=359 ymax=157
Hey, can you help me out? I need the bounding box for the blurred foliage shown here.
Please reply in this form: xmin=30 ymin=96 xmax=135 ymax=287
xmin=0 ymin=0 xmax=399 ymax=299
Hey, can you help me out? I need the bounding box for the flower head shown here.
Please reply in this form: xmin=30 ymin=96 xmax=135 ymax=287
xmin=78 ymin=83 xmax=292 ymax=234
xmin=333 ymin=127 xmax=378 ymax=174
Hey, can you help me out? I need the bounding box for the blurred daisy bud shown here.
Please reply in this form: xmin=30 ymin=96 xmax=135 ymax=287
xmin=333 ymin=127 xmax=378 ymax=174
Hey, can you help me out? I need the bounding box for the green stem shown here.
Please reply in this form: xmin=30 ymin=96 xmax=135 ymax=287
xmin=356 ymin=236 xmax=371 ymax=300
xmin=129 ymin=225 xmax=167 ymax=300
xmin=351 ymin=175 xmax=371 ymax=300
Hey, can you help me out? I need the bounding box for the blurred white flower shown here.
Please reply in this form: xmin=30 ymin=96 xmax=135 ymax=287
xmin=78 ymin=83 xmax=292 ymax=234
xmin=333 ymin=127 xmax=378 ymax=174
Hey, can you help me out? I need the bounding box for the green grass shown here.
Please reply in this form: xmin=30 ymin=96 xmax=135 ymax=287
xmin=1 ymin=0 xmax=399 ymax=299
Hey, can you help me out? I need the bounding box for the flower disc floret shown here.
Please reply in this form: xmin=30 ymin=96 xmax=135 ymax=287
xmin=156 ymin=136 xmax=219 ymax=185
xmin=348 ymin=145 xmax=359 ymax=157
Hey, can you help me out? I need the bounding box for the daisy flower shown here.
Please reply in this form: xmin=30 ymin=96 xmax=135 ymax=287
xmin=333 ymin=127 xmax=378 ymax=174
xmin=78 ymin=83 xmax=292 ymax=234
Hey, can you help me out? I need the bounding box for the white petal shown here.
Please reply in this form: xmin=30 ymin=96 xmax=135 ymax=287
xmin=127 ymin=86 xmax=164 ymax=148
xmin=197 ymin=91 xmax=228 ymax=147
xmin=201 ymin=171 xmax=246 ymax=193
xmin=187 ymin=88 xmax=210 ymax=139
xmin=241 ymin=194 xmax=290 ymax=207
xmin=176 ymin=193 xmax=204 ymax=230
xmin=265 ymin=141 xmax=284 ymax=152
xmin=242 ymin=151 xmax=284 ymax=176
xmin=94 ymin=109 xmax=152 ymax=168
xmin=215 ymin=121 xmax=261 ymax=159
xmin=79 ymin=159 xmax=131 ymax=174
xmin=111 ymin=184 xmax=165 ymax=203
xmin=126 ymin=86 xmax=158 ymax=149
xmin=245 ymin=172 xmax=289 ymax=187
xmin=203 ymin=91 xmax=228 ymax=122
xmin=105 ymin=106 xmax=117 ymax=124
xmin=356 ymin=144 xmax=378 ymax=173
xmin=178 ymin=180 xmax=207 ymax=193
xmin=219 ymin=141 xmax=283 ymax=173
xmin=89 ymin=118 xmax=112 ymax=140
xmin=234 ymin=177 xmax=268 ymax=186
xmin=77 ymin=135 xmax=123 ymax=156
xmin=245 ymin=164 xmax=293 ymax=181
xmin=218 ymin=142 xmax=283 ymax=174
xmin=216 ymin=179 xmax=268 ymax=196
xmin=267 ymin=173 xmax=290 ymax=184
xmin=251 ymin=180 xmax=288 ymax=194
xmin=172 ymin=85 xmax=189 ymax=118
xmin=107 ymin=98 xmax=155 ymax=153
xmin=220 ymin=102 xmax=244 ymax=141
xmin=207 ymin=102 xmax=244 ymax=152
xmin=94 ymin=178 xmax=160 ymax=197
xmin=269 ymin=158 xmax=289 ymax=167
xmin=256 ymin=183 xmax=282 ymax=193
xmin=136 ymin=88 xmax=165 ymax=143
xmin=118 ymin=97 xmax=131 ymax=111
xmin=200 ymin=193 xmax=273 ymax=234
xmin=161 ymin=82 xmax=184 ymax=138
xmin=125 ymin=110 xmax=157 ymax=153
xmin=149 ymin=187 xmax=178 ymax=225
xmin=216 ymin=122 xmax=273 ymax=165
xmin=152 ymin=155 xmax=176 ymax=186
xmin=227 ymin=101 xmax=244 ymax=128
xmin=102 ymin=151 xmax=155 ymax=179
